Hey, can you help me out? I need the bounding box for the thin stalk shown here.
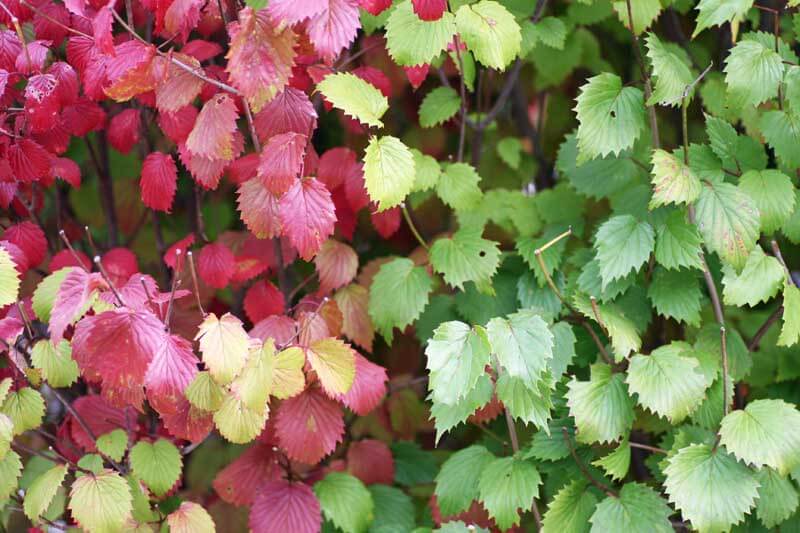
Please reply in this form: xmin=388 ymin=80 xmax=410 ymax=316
xmin=401 ymin=204 xmax=429 ymax=250
xmin=186 ymin=251 xmax=206 ymax=316
xmin=57 ymin=230 xmax=90 ymax=272
xmin=628 ymin=441 xmax=668 ymax=454
xmin=453 ymin=37 xmax=468 ymax=162
xmin=93 ymin=256 xmax=126 ymax=307
xmin=562 ymin=428 xmax=617 ymax=497
xmin=625 ymin=0 xmax=659 ymax=149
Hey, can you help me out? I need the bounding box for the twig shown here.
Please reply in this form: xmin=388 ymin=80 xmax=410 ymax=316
xmin=771 ymin=240 xmax=793 ymax=282
xmin=186 ymin=251 xmax=206 ymax=316
xmin=453 ymin=37 xmax=468 ymax=162
xmin=748 ymin=305 xmax=783 ymax=352
xmin=401 ymin=204 xmax=429 ymax=250
xmin=93 ymin=256 xmax=126 ymax=307
xmin=628 ymin=441 xmax=667 ymax=454
xmin=562 ymin=428 xmax=617 ymax=497
xmin=589 ymin=296 xmax=606 ymax=332
xmin=165 ymin=250 xmax=183 ymax=329
xmin=721 ymin=326 xmax=729 ymax=417
xmin=625 ymin=0 xmax=659 ymax=149
xmin=58 ymin=230 xmax=90 ymax=273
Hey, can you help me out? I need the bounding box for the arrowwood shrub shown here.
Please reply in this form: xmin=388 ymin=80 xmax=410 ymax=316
xmin=1 ymin=0 xmax=800 ymax=531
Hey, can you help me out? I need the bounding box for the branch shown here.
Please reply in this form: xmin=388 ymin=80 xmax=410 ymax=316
xmin=562 ymin=428 xmax=617 ymax=497
xmin=625 ymin=0 xmax=660 ymax=149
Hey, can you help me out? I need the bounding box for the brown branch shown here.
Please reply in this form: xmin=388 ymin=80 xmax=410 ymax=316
xmin=84 ymin=137 xmax=119 ymax=247
xmin=748 ymin=305 xmax=783 ymax=352
xmin=562 ymin=428 xmax=617 ymax=497
xmin=628 ymin=441 xmax=667 ymax=454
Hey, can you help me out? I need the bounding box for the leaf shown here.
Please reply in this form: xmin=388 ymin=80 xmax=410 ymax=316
xmin=719 ymin=399 xmax=800 ymax=475
xmin=496 ymin=373 xmax=552 ymax=429
xmin=129 ymin=439 xmax=182 ymax=496
xmin=0 ymin=451 xmax=21 ymax=500
xmin=477 ymin=456 xmax=541 ymax=531
xmin=385 ymin=0 xmax=456 ymax=66
xmin=592 ymin=441 xmax=631 ymax=481
xmin=649 ymin=149 xmax=701 ymax=208
xmin=49 ymin=268 xmax=104 ymax=344
xmin=30 ymin=339 xmax=79 ymax=388
xmin=430 ymin=374 xmax=493 ymax=443
xmin=185 ymin=371 xmax=225 ymax=411
xmin=694 ymin=180 xmax=760 ymax=270
xmin=315 ymin=240 xmax=358 ymax=294
xmin=391 ymin=441 xmax=438 ymax=486
xmin=575 ymin=73 xmax=645 ymax=163
xmin=369 ymin=484 xmax=415 ymax=532
xmin=573 ymin=295 xmax=641 ymax=361
xmin=278 ymin=178 xmax=337 ymax=260
xmin=721 ymin=246 xmax=785 ymax=307
xmin=566 ymin=364 xmax=635 ymax=444
xmin=32 ymin=267 xmax=72 ymax=323
xmin=429 ymin=227 xmax=500 ymax=289
xmin=250 ymin=480 xmax=321 ymax=533
xmin=664 ymin=444 xmax=759 ymax=533
xmin=230 ymin=340 xmax=275 ymax=412
xmin=613 ymin=0 xmax=661 ymax=34
xmin=213 ymin=392 xmax=269 ymax=444
xmin=140 ymin=152 xmax=178 ymax=213
xmin=755 ymin=468 xmax=799 ymax=529
xmin=487 ymin=310 xmax=553 ymax=387
xmin=363 ymin=136 xmax=416 ymax=212
xmin=24 ymin=464 xmax=67 ymax=522
xmin=425 ymin=321 xmax=490 ymax=406
xmin=257 ymin=132 xmax=306 ymax=196
xmin=589 ymin=483 xmax=672 ymax=532
xmin=645 ymin=32 xmax=694 ymax=106
xmin=522 ymin=17 xmax=567 ymax=52
xmin=454 ymin=1 xmax=521 ymax=70
xmin=307 ymin=338 xmax=356 ymax=396
xmin=724 ymin=36 xmax=783 ymax=108
xmin=419 ymin=86 xmax=460 ymax=128
xmin=337 ymin=352 xmax=388 ymax=416
xmin=145 ymin=334 xmax=199 ymax=415
xmin=195 ymin=312 xmax=250 ymax=385
xmin=334 ymin=284 xmax=375 ymax=352
xmin=1 ymin=388 xmax=45 ymax=435
xmin=647 ymin=267 xmax=702 ymax=326
xmin=410 ymin=148 xmax=441 ymax=192
xmin=314 ymin=472 xmax=374 ymax=533
xmin=693 ymin=0 xmax=754 ymax=37
xmin=626 ymin=346 xmax=708 ymax=423
xmin=654 ymin=210 xmax=704 ymax=270
xmin=318 ymin=72 xmax=389 ymax=128
xmin=594 ymin=215 xmax=655 ymax=288
xmin=272 ymin=347 xmax=306 ymax=399
xmin=0 ymin=242 xmax=20 ymax=309
xmin=437 ymin=163 xmax=483 ymax=212
xmin=168 ymin=502 xmax=217 ymax=533
xmin=275 ymin=386 xmax=344 ymax=464
xmin=779 ymin=280 xmax=800 ymax=346
xmin=368 ymin=257 xmax=432 ymax=343
xmin=760 ymin=110 xmax=800 ymax=170
xmin=185 ymin=94 xmax=239 ymax=161
xmin=738 ymin=169 xmax=796 ymax=234
xmin=96 ymin=429 xmax=127 ymax=463
xmin=434 ymin=445 xmax=494 ymax=517
xmin=541 ymin=479 xmax=598 ymax=533
xmin=69 ymin=470 xmax=133 ymax=533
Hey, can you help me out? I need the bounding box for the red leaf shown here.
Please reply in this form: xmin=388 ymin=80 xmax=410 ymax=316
xmin=164 ymin=0 xmax=204 ymax=43
xmin=7 ymin=139 xmax=51 ymax=183
xmin=179 ymin=131 xmax=244 ymax=189
xmin=101 ymin=247 xmax=139 ymax=287
xmin=358 ymin=0 xmax=391 ymax=16
xmin=0 ymin=30 xmax=21 ymax=72
xmin=278 ymin=178 xmax=336 ymax=261
xmin=213 ymin=441 xmax=283 ymax=506
xmin=69 ymin=395 xmax=131 ymax=452
xmin=158 ymin=105 xmax=199 ymax=145
xmin=107 ymin=109 xmax=141 ymax=154
xmin=182 ymin=39 xmax=223 ymax=62
xmin=152 ymin=54 xmax=205 ymax=112
xmin=253 ymin=87 xmax=317 ymax=144
xmin=61 ymin=98 xmax=106 ymax=136
xmin=24 ymin=74 xmax=61 ymax=133
xmin=250 ymin=315 xmax=297 ymax=346
xmin=337 ymin=353 xmax=387 ymax=415
xmin=275 ymin=386 xmax=344 ymax=464
xmin=238 ymin=178 xmax=283 ymax=239
xmin=164 ymin=234 xmax=195 ymax=269
xmin=404 ymin=64 xmax=429 ymax=89
xmin=140 ymin=152 xmax=178 ymax=212
xmin=317 ymin=147 xmax=358 ymax=190
xmin=49 ymin=249 xmax=91 ymax=272
xmin=371 ymin=206 xmax=401 ymax=239
xmin=353 ymin=66 xmax=391 ymax=98
xmin=226 ymin=153 xmax=260 ymax=185
xmin=2 ymin=221 xmax=46 ymax=268
xmin=16 ymin=41 xmax=50 ymax=75
xmin=50 ymin=268 xmax=107 ymax=343
xmin=314 ymin=240 xmax=357 ymax=294
xmin=92 ymin=3 xmax=115 ymax=55
xmin=250 ymin=480 xmax=322 ymax=533
xmin=161 ymin=397 xmax=214 ymax=442
xmin=244 ymin=280 xmax=285 ymax=324
xmin=257 ymin=132 xmax=306 ymax=196
xmin=225 ymin=8 xmax=297 ymax=113
xmin=346 ymin=439 xmax=394 ymax=485
xmin=267 ymin=0 xmax=327 ymax=24
xmin=411 ymin=0 xmax=446 ymax=20
xmin=307 ymin=0 xmax=360 ymax=62
xmin=186 ymin=93 xmax=239 ymax=161
xmin=0 ymin=241 xmax=27 ymax=274
xmin=331 ymin=187 xmax=357 ymax=241
xmin=343 ymin=164 xmax=369 ymax=212
xmin=145 ymin=334 xmax=199 ymax=415
xmin=198 ymin=242 xmax=235 ymax=288
xmin=33 ymin=3 xmax=71 ymax=46
xmin=72 ymin=309 xmax=167 ymax=409
xmin=104 ymin=40 xmax=156 ymax=101
xmin=50 ymin=157 xmax=81 ymax=187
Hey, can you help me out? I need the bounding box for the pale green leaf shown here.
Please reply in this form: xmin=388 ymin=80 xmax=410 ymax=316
xmin=574 ymin=294 xmax=642 ymax=361
xmin=541 ymin=479 xmax=597 ymax=533
xmin=437 ymin=163 xmax=482 ymax=212
xmin=24 ymin=464 xmax=67 ymax=522
xmin=738 ymin=169 xmax=796 ymax=234
xmin=719 ymin=399 xmax=800 ymax=475
xmin=575 ymin=73 xmax=645 ymax=163
xmin=694 ymin=181 xmax=760 ymax=270
xmin=96 ymin=429 xmax=128 ymax=463
xmin=724 ymin=35 xmax=783 ymax=108
xmin=566 ymin=364 xmax=635 ymax=444
xmin=595 ymin=215 xmax=655 ymax=288
xmin=185 ymin=371 xmax=225 ymax=411
xmin=478 ymin=456 xmax=541 ymax=531
xmin=759 ymin=110 xmax=800 ymax=170
xmin=30 ymin=339 xmax=79 ymax=388
xmin=410 ymin=149 xmax=441 ymax=192
xmin=69 ymin=470 xmax=133 ymax=533
xmin=589 ymin=483 xmax=672 ymax=532
xmin=385 ymin=0 xmax=456 ymax=66
xmin=213 ymin=392 xmax=268 ymax=444
xmin=647 ymin=267 xmax=703 ymax=326
xmin=521 ymin=17 xmax=567 ymax=53
xmin=487 ymin=310 xmax=553 ymax=387
xmin=194 ymin=312 xmax=249 ymax=386
xmin=419 ymin=87 xmax=460 ymax=128
xmin=721 ymin=246 xmax=785 ymax=307
xmin=592 ymin=440 xmax=631 ymax=481
xmin=363 ymin=135 xmax=416 ymax=212
xmin=369 ymin=484 xmax=415 ymax=533
xmin=0 ymin=245 xmax=19 ymax=308
xmin=496 ymin=373 xmax=553 ymax=429
xmin=645 ymin=33 xmax=694 ymax=106
xmin=613 ymin=0 xmax=662 ymax=34
xmin=369 ymin=257 xmax=432 ymax=344
xmin=315 ymin=472 xmax=374 ymax=533
xmin=129 ymin=439 xmax=182 ymax=496
xmin=317 ymin=72 xmax=389 ymax=128
xmin=654 ymin=210 xmax=704 ymax=270
xmin=693 ymin=0 xmax=754 ymax=37
xmin=425 ymin=321 xmax=491 ymax=406
xmin=430 ymin=374 xmax=493 ymax=443
xmin=549 ymin=322 xmax=577 ymax=379
xmin=755 ymin=468 xmax=799 ymax=528
xmin=664 ymin=444 xmax=759 ymax=533
xmin=778 ymin=279 xmax=800 ymax=346
xmin=434 ymin=445 xmax=495 ymax=517
xmin=649 ymin=149 xmax=701 ymax=208
xmin=497 ymin=137 xmax=522 ymax=169
xmin=229 ymin=339 xmax=275 ymax=410
xmin=1 ymin=387 xmax=45 ymax=435
xmin=32 ymin=267 xmax=72 ymax=323
xmin=430 ymin=227 xmax=500 ymax=289
xmin=0 ymin=451 xmax=21 ymax=500
xmin=454 ymin=1 xmax=521 ymax=70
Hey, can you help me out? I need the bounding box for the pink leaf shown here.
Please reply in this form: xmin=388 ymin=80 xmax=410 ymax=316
xmin=275 ymin=386 xmax=344 ymax=464
xmin=185 ymin=93 xmax=239 ymax=161
xmin=258 ymin=132 xmax=307 ymax=196
xmin=244 ymin=280 xmax=285 ymax=324
xmin=237 ymin=178 xmax=283 ymax=239
xmin=69 ymin=395 xmax=132 ymax=452
xmin=50 ymin=268 xmax=106 ymax=344
xmin=347 ymin=439 xmax=394 ymax=485
xmin=268 ymin=0 xmax=327 ymax=24
xmin=141 ymin=152 xmax=178 ymax=212
xmin=145 ymin=334 xmax=199 ymax=415
xmin=198 ymin=242 xmax=236 ymax=289
xmin=2 ymin=221 xmax=47 ymax=268
xmin=358 ymin=0 xmax=391 ymax=16
xmin=307 ymin=0 xmax=360 ymax=62
xmin=161 ymin=397 xmax=214 ymax=442
xmin=49 ymin=249 xmax=91 ymax=272
xmin=411 ymin=0 xmax=446 ymax=20
xmin=50 ymin=157 xmax=81 ymax=187
xmin=250 ymin=315 xmax=297 ymax=346
xmin=314 ymin=240 xmax=357 ymax=294
xmin=250 ymin=480 xmax=322 ymax=533
xmin=404 ymin=64 xmax=429 ymax=89
xmin=213 ymin=441 xmax=283 ymax=506
xmin=317 ymin=147 xmax=358 ymax=190
xmin=337 ymin=353 xmax=387 ymax=415
xmin=158 ymin=105 xmax=199 ymax=144
xmin=153 ymin=54 xmax=205 ymax=113
xmin=278 ymin=178 xmax=336 ymax=261
xmin=107 ymin=109 xmax=141 ymax=154
xmin=101 ymin=247 xmax=139 ymax=287
xmin=371 ymin=206 xmax=401 ymax=239
xmin=253 ymin=87 xmax=317 ymax=144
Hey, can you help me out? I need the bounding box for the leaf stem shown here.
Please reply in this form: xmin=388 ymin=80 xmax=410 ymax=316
xmin=628 ymin=441 xmax=668 ymax=454
xmin=562 ymin=427 xmax=617 ymax=498
xmin=401 ymin=204 xmax=429 ymax=250
xmin=186 ymin=251 xmax=206 ymax=316
xmin=625 ymin=0 xmax=659 ymax=149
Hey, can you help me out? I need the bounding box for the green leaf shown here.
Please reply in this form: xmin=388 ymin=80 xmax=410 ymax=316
xmin=454 ymin=1 xmax=521 ymax=70
xmin=30 ymin=339 xmax=80 ymax=388
xmin=213 ymin=392 xmax=268 ymax=444
xmin=724 ymin=36 xmax=783 ymax=108
xmin=738 ymin=169 xmax=796 ymax=234
xmin=363 ymin=136 xmax=416 ymax=212
xmin=437 ymin=163 xmax=482 ymax=212
xmin=478 ymin=456 xmax=541 ymax=531
xmin=549 ymin=322 xmax=577 ymax=379
xmin=24 ymin=464 xmax=67 ymax=522
xmin=32 ymin=267 xmax=72 ymax=323
xmin=525 ymin=419 xmax=574 ymax=462
xmin=557 ymin=133 xmax=639 ymax=200
xmin=654 ymin=210 xmax=704 ymax=271
xmin=496 ymin=373 xmax=553 ymax=429
xmin=721 ymin=246 xmax=785 ymax=307
xmin=315 ymin=472 xmax=374 ymax=533
xmin=649 ymin=149 xmax=701 ymax=208
xmin=96 ymin=429 xmax=128 ymax=463
xmin=589 ymin=482 xmax=672 ymax=532
xmin=626 ymin=345 xmax=708 ymax=423
xmin=391 ymin=441 xmax=438 ymax=486
xmin=425 ymin=321 xmax=491 ymax=405
xmin=487 ymin=310 xmax=553 ymax=387
xmin=0 ymin=451 xmax=21 ymax=500
xmin=419 ymin=87 xmax=460 ymax=128
xmin=430 ymin=374 xmax=493 ymax=443
xmin=647 ymin=267 xmax=703 ymax=326
xmin=694 ymin=180 xmax=760 ymax=270
xmin=496 ymin=137 xmax=522 ymax=169
xmin=369 ymin=484 xmax=415 ymax=533
xmin=541 ymin=479 xmax=598 ymax=533
xmin=369 ymin=257 xmax=432 ymax=344
xmin=1 ymin=387 xmax=45 ymax=435
xmin=693 ymin=0 xmax=754 ymax=37
xmin=645 ymin=33 xmax=694 ymax=106
xmin=575 ymin=73 xmax=645 ymax=163
xmin=129 ymin=439 xmax=182 ymax=497
xmin=574 ymin=294 xmax=642 ymax=361
xmin=522 ymin=17 xmax=567 ymax=53
xmin=664 ymin=444 xmax=759 ymax=533
xmin=0 ymin=245 xmax=19 ymax=309
xmin=566 ymin=364 xmax=635 ymax=444
xmin=317 ymin=72 xmax=389 ymax=128
xmin=754 ymin=468 xmax=799 ymax=528
xmin=591 ymin=441 xmax=631 ymax=481
xmin=435 ymin=445 xmax=495 ymax=516
xmin=612 ymin=0 xmax=661 ymax=34
xmin=185 ymin=371 xmax=225 ymax=411
xmin=385 ymin=0 xmax=456 ymax=66
xmin=410 ymin=149 xmax=441 ymax=192
xmin=69 ymin=470 xmax=133 ymax=532
xmin=430 ymin=227 xmax=500 ymax=290
xmin=595 ymin=215 xmax=655 ymax=288
xmin=719 ymin=399 xmax=800 ymax=475
xmin=779 ymin=280 xmax=800 ymax=346
xmin=759 ymin=110 xmax=800 ymax=170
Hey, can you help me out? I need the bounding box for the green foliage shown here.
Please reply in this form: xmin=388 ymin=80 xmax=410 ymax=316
xmin=454 ymin=1 xmax=521 ymax=70
xmin=363 ymin=136 xmax=416 ymax=212
xmin=590 ymin=483 xmax=672 ymax=532
xmin=317 ymin=72 xmax=389 ymax=128
xmin=315 ymin=472 xmax=375 ymax=533
xmin=369 ymin=258 xmax=432 ymax=343
xmin=419 ymin=87 xmax=461 ymax=128
xmin=594 ymin=215 xmax=655 ymax=287
xmin=566 ymin=364 xmax=635 ymax=444
xmin=129 ymin=439 xmax=183 ymax=496
xmin=385 ymin=0 xmax=456 ymax=66
xmin=434 ymin=445 xmax=494 ymax=516
xmin=477 ymin=456 xmax=541 ymax=530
